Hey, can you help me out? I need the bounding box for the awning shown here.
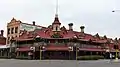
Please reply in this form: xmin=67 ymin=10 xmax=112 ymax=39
xmin=45 ymin=46 xmax=69 ymax=51
xmin=79 ymin=48 xmax=104 ymax=51
xmin=16 ymin=47 xmax=31 ymax=51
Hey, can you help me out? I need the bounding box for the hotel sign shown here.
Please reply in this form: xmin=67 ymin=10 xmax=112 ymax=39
xmin=20 ymin=23 xmax=42 ymax=31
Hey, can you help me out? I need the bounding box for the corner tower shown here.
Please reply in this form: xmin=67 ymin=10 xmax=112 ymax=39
xmin=52 ymin=14 xmax=61 ymax=31
xmin=52 ymin=0 xmax=61 ymax=32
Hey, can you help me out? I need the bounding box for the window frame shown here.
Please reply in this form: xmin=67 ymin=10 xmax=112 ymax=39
xmin=7 ymin=28 xmax=10 ymax=34
xmin=11 ymin=27 xmax=14 ymax=34
xmin=15 ymin=27 xmax=18 ymax=33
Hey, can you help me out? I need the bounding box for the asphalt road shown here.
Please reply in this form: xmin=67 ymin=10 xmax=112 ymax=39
xmin=0 ymin=59 xmax=120 ymax=67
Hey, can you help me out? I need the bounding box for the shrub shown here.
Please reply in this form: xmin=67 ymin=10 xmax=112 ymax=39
xmin=77 ymin=55 xmax=104 ymax=60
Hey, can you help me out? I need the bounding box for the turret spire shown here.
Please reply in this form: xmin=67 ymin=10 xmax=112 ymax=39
xmin=52 ymin=0 xmax=61 ymax=25
xmin=52 ymin=0 xmax=61 ymax=32
xmin=55 ymin=0 xmax=58 ymax=17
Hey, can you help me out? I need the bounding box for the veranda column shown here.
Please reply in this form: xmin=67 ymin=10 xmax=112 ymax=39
xmin=69 ymin=51 xmax=70 ymax=60
xmin=40 ymin=46 xmax=42 ymax=60
xmin=68 ymin=46 xmax=73 ymax=60
xmin=76 ymin=47 xmax=78 ymax=60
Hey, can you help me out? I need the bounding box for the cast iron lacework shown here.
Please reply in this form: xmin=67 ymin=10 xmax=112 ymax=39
xmin=51 ymin=33 xmax=62 ymax=38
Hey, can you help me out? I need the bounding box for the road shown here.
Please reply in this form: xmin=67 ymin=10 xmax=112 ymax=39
xmin=0 ymin=59 xmax=120 ymax=67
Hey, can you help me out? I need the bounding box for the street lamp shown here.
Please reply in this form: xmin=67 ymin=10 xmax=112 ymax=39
xmin=39 ymin=42 xmax=46 ymax=60
xmin=68 ymin=46 xmax=73 ymax=51
xmin=112 ymin=9 xmax=120 ymax=12
xmin=111 ymin=11 xmax=120 ymax=61
xmin=74 ymin=43 xmax=79 ymax=60
xmin=112 ymin=10 xmax=115 ymax=12
xmin=68 ymin=46 xmax=73 ymax=60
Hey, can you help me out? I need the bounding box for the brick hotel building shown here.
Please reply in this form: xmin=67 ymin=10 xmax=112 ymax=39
xmin=7 ymin=14 xmax=120 ymax=60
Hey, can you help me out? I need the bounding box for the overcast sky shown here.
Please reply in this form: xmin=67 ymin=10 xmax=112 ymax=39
xmin=0 ymin=0 xmax=120 ymax=38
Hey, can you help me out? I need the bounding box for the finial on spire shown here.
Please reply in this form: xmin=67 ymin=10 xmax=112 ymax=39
xmin=55 ymin=0 xmax=58 ymax=16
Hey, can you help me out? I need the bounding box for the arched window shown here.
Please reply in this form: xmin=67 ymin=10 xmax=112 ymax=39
xmin=56 ymin=26 xmax=58 ymax=31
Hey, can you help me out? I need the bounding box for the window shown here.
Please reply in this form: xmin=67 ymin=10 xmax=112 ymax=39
xmin=16 ymin=36 xmax=17 ymax=37
xmin=7 ymin=37 xmax=10 ymax=44
xmin=11 ymin=36 xmax=14 ymax=39
xmin=7 ymin=41 xmax=9 ymax=44
xmin=8 ymin=37 xmax=10 ymax=40
xmin=56 ymin=26 xmax=58 ymax=31
xmin=114 ymin=45 xmax=119 ymax=49
xmin=15 ymin=27 xmax=18 ymax=33
xmin=11 ymin=28 xmax=14 ymax=34
xmin=7 ymin=28 xmax=10 ymax=34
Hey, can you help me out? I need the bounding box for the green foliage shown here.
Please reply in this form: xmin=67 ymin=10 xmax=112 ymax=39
xmin=35 ymin=38 xmax=43 ymax=42
xmin=51 ymin=33 xmax=62 ymax=38
xmin=16 ymin=56 xmax=29 ymax=59
xmin=77 ymin=55 xmax=104 ymax=60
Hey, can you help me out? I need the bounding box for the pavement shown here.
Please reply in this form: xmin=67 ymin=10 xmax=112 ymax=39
xmin=0 ymin=59 xmax=120 ymax=67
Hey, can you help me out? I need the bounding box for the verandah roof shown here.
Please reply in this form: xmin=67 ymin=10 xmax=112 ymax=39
xmin=79 ymin=48 xmax=104 ymax=52
xmin=0 ymin=45 xmax=9 ymax=49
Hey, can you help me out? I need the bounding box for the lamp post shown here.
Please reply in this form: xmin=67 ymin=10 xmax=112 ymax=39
xmin=114 ymin=45 xmax=119 ymax=61
xmin=39 ymin=43 xmax=43 ymax=60
xmin=30 ymin=46 xmax=35 ymax=60
xmin=39 ymin=43 xmax=46 ymax=60
xmin=74 ymin=43 xmax=79 ymax=60
xmin=68 ymin=46 xmax=73 ymax=60
xmin=115 ymin=49 xmax=119 ymax=60
xmin=112 ymin=11 xmax=120 ymax=61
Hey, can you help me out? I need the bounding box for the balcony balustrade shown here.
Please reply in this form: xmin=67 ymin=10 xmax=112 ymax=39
xmin=15 ymin=41 xmax=103 ymax=49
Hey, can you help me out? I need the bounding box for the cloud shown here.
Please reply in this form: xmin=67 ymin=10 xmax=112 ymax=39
xmin=0 ymin=0 xmax=120 ymax=38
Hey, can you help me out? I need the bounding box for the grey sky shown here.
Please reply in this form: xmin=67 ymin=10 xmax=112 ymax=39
xmin=0 ymin=0 xmax=119 ymax=38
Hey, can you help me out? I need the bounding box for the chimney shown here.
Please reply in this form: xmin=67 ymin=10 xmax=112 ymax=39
xmin=80 ymin=26 xmax=85 ymax=33
xmin=115 ymin=37 xmax=118 ymax=41
xmin=33 ymin=21 xmax=35 ymax=25
xmin=68 ymin=23 xmax=73 ymax=31
xmin=1 ymin=30 xmax=4 ymax=36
